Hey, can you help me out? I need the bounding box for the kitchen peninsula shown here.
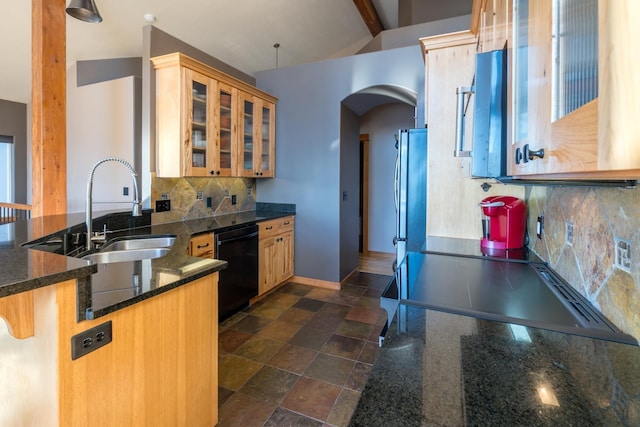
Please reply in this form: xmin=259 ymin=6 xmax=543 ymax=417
xmin=0 ymin=204 xmax=293 ymax=426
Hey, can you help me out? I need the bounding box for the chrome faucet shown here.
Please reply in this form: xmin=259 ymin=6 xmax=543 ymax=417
xmin=86 ymin=157 xmax=142 ymax=250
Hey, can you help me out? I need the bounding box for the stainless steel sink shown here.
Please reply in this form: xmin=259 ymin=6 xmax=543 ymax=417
xmin=82 ymin=235 xmax=176 ymax=264
xmin=99 ymin=236 xmax=176 ymax=252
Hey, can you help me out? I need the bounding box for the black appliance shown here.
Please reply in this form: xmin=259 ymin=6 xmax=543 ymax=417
xmin=386 ymin=251 xmax=636 ymax=345
xmin=215 ymin=224 xmax=258 ymax=321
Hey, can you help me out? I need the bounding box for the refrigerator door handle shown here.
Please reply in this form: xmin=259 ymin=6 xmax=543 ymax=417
xmin=394 ymin=152 xmax=399 ymax=212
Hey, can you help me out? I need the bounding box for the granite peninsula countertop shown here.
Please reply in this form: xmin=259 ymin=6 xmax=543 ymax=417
xmin=0 ymin=203 xmax=295 ymax=321
xmin=350 ymin=303 xmax=640 ymax=426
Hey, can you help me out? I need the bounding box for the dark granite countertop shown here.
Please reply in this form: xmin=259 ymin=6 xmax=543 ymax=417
xmin=350 ymin=303 xmax=640 ymax=426
xmin=0 ymin=203 xmax=295 ymax=321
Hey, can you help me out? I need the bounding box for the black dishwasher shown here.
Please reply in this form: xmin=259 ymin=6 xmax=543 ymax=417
xmin=215 ymin=224 xmax=259 ymax=321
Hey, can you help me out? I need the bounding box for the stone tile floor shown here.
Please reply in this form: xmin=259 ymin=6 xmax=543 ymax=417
xmin=217 ymin=271 xmax=391 ymax=426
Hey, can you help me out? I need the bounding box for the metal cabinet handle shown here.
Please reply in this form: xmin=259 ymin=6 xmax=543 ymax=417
xmin=524 ymin=144 xmax=545 ymax=161
xmin=265 ymin=226 xmax=273 ymax=230
xmin=197 ymin=243 xmax=210 ymax=249
xmin=283 ymin=221 xmax=290 ymax=225
xmin=454 ymin=86 xmax=474 ymax=157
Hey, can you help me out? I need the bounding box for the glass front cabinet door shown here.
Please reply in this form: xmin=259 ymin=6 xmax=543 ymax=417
xmin=511 ymin=0 xmax=640 ymax=178
xmin=237 ymin=92 xmax=275 ymax=178
xmin=214 ymin=83 xmax=237 ymax=177
xmin=186 ymin=69 xmax=215 ymax=176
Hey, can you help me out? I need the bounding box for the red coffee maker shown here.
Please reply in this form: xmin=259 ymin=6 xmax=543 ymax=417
xmin=480 ymin=196 xmax=527 ymax=253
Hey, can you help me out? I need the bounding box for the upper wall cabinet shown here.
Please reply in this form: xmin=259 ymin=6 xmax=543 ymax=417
xmin=472 ymin=0 xmax=512 ymax=53
xmin=152 ymin=53 xmax=277 ymax=178
xmin=509 ymin=0 xmax=640 ymax=179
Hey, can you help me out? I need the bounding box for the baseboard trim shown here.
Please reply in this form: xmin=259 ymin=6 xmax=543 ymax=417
xmin=290 ymin=276 xmax=341 ymax=290
xmin=341 ymin=268 xmax=359 ymax=286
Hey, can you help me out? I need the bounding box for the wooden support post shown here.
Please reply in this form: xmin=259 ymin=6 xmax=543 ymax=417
xmin=31 ymin=0 xmax=67 ymax=218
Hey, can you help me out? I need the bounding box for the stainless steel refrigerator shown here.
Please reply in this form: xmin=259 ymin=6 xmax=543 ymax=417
xmin=394 ymin=128 xmax=427 ymax=268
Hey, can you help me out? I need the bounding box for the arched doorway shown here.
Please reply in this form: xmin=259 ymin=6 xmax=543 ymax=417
xmin=341 ymin=85 xmax=418 ymax=273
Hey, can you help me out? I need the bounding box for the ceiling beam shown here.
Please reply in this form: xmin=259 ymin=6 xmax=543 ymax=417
xmin=353 ymin=0 xmax=385 ymax=37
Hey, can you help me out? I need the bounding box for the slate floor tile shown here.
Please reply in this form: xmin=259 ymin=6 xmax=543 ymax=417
xmin=288 ymin=326 xmax=333 ymax=351
xmin=218 ymin=391 xmax=277 ymax=427
xmin=267 ymin=343 xmax=318 ymax=374
xmin=234 ymin=337 xmax=284 ymax=363
xmin=238 ymin=365 xmax=299 ymax=404
xmin=255 ymin=319 xmax=302 ymax=342
xmin=264 ymin=407 xmax=322 ymax=427
xmin=304 ymin=353 xmax=355 ymax=387
xmin=280 ymin=377 xmax=341 ymax=422
xmin=321 ymin=334 xmax=365 ymax=360
xmin=218 ymin=353 xmax=263 ymax=391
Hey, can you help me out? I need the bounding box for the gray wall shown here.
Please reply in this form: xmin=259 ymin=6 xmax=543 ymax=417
xmin=359 ymin=15 xmax=470 ymax=54
xmin=360 ymin=103 xmax=415 ymax=253
xmin=0 ymin=99 xmax=27 ymax=203
xmin=254 ymin=45 xmax=425 ymax=283
xmin=399 ymin=0 xmax=472 ymax=27
xmin=339 ymin=104 xmax=361 ymax=279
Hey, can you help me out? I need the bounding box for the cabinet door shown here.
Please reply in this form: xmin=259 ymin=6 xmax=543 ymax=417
xmin=258 ymin=235 xmax=277 ymax=295
xmin=237 ymin=93 xmax=275 ymax=178
xmin=257 ymin=99 xmax=275 ymax=178
xmin=508 ymin=0 xmax=640 ymax=177
xmin=213 ymin=83 xmax=237 ymax=177
xmin=184 ymin=68 xmax=216 ymax=177
xmin=237 ymin=92 xmax=257 ymax=177
xmin=277 ymin=231 xmax=294 ymax=284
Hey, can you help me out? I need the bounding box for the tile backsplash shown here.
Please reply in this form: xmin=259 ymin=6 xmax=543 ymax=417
xmin=526 ymin=185 xmax=640 ymax=341
xmin=151 ymin=174 xmax=256 ymax=224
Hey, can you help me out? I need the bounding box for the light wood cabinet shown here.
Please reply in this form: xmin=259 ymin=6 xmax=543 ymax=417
xmin=472 ymin=0 xmax=512 ymax=53
xmin=509 ymin=0 xmax=640 ymax=179
xmin=258 ymin=216 xmax=294 ymax=295
xmin=152 ymin=52 xmax=277 ymax=178
xmin=420 ymin=32 xmax=524 ymax=239
xmin=189 ymin=232 xmax=214 ymax=258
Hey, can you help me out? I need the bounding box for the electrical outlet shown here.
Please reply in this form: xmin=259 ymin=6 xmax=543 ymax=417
xmin=247 ymin=187 xmax=253 ymax=196
xmin=536 ymin=216 xmax=544 ymax=239
xmin=71 ymin=321 xmax=112 ymax=360
xmin=160 ymin=193 xmax=169 ymax=200
xmin=224 ymin=189 xmax=230 ymax=196
xmin=615 ymin=239 xmax=632 ymax=272
xmin=155 ymin=199 xmax=171 ymax=212
xmin=231 ymin=195 xmax=237 ymax=205
xmin=565 ymin=222 xmax=574 ymax=245
xmin=196 ymin=191 xmax=203 ymax=200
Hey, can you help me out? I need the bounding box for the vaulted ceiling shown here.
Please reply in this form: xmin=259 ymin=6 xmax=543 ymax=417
xmin=0 ymin=0 xmax=472 ymax=105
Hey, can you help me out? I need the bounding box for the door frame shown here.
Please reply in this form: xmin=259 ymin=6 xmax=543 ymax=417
xmin=359 ymin=133 xmax=369 ymax=255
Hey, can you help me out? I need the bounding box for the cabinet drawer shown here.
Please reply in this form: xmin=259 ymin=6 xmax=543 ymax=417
xmin=259 ymin=216 xmax=294 ymax=239
xmin=189 ymin=232 xmax=214 ymax=258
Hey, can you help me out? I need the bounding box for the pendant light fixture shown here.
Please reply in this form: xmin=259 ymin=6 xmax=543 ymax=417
xmin=66 ymin=0 xmax=103 ymax=23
